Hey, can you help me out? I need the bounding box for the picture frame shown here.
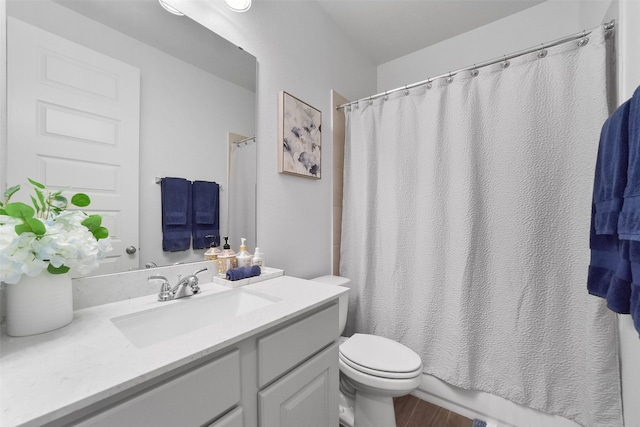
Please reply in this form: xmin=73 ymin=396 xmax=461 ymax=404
xmin=278 ymin=91 xmax=322 ymax=179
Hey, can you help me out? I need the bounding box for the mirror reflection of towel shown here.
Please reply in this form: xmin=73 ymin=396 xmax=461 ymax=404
xmin=192 ymin=180 xmax=220 ymax=249
xmin=161 ymin=177 xmax=192 ymax=252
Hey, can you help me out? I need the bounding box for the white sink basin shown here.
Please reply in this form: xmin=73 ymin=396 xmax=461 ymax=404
xmin=111 ymin=288 xmax=281 ymax=348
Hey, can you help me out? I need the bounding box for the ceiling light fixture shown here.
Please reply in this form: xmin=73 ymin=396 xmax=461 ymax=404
xmin=223 ymin=0 xmax=252 ymax=13
xmin=158 ymin=0 xmax=184 ymax=16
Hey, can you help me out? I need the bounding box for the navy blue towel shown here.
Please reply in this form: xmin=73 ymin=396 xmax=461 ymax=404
xmin=226 ymin=266 xmax=261 ymax=281
xmin=192 ymin=180 xmax=220 ymax=249
xmin=472 ymin=420 xmax=487 ymax=427
xmin=588 ymin=85 xmax=640 ymax=336
xmin=161 ymin=177 xmax=192 ymax=252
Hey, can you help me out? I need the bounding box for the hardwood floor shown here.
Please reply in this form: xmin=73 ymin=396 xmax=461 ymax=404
xmin=340 ymin=395 xmax=473 ymax=427
xmin=394 ymin=395 xmax=473 ymax=427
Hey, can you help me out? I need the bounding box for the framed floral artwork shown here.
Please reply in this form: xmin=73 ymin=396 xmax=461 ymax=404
xmin=278 ymin=91 xmax=322 ymax=179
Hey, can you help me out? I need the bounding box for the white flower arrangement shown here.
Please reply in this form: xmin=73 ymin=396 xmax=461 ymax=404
xmin=0 ymin=179 xmax=112 ymax=285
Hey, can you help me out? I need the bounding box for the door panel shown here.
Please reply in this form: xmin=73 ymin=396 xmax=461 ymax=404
xmin=7 ymin=17 xmax=140 ymax=274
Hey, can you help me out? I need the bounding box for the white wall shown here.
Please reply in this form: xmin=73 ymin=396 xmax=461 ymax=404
xmin=6 ymin=1 xmax=256 ymax=269
xmin=618 ymin=2 xmax=640 ymax=426
xmin=378 ymin=0 xmax=583 ymax=92
xmin=172 ymin=0 xmax=377 ymax=279
xmin=377 ymin=1 xmax=640 ymax=427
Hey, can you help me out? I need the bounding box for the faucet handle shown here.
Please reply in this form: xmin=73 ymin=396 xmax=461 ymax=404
xmin=189 ymin=268 xmax=208 ymax=294
xmin=193 ymin=268 xmax=208 ymax=277
xmin=150 ymin=275 xmax=171 ymax=301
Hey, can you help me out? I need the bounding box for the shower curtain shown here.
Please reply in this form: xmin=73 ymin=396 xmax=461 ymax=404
xmin=341 ymin=27 xmax=622 ymax=427
xmin=228 ymin=139 xmax=256 ymax=248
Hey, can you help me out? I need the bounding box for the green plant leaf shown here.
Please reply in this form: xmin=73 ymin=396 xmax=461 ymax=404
xmin=14 ymin=223 xmax=31 ymax=235
xmin=71 ymin=193 xmax=90 ymax=207
xmin=92 ymin=226 xmax=109 ymax=240
xmin=27 ymin=217 xmax=46 ymax=236
xmin=4 ymin=184 xmax=20 ymax=201
xmin=14 ymin=217 xmax=46 ymax=236
xmin=0 ymin=208 xmax=6 ymax=215
xmin=82 ymin=214 xmax=102 ymax=231
xmin=27 ymin=178 xmax=45 ymax=189
xmin=4 ymin=202 xmax=35 ymax=220
xmin=47 ymin=264 xmax=70 ymax=274
xmin=35 ymin=188 xmax=45 ymax=209
xmin=50 ymin=195 xmax=68 ymax=209
xmin=30 ymin=195 xmax=41 ymax=214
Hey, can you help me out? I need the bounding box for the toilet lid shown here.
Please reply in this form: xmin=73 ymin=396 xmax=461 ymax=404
xmin=339 ymin=334 xmax=422 ymax=376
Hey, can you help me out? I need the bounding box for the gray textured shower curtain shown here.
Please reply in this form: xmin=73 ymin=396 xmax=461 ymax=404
xmin=341 ymin=27 xmax=622 ymax=427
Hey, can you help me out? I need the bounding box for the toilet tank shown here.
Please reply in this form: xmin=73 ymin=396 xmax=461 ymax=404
xmin=310 ymin=275 xmax=350 ymax=336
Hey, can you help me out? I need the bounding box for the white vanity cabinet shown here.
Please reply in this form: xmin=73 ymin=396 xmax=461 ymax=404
xmin=257 ymin=304 xmax=339 ymax=427
xmin=258 ymin=343 xmax=338 ymax=426
xmin=47 ymin=302 xmax=338 ymax=427
xmin=70 ymin=350 xmax=242 ymax=427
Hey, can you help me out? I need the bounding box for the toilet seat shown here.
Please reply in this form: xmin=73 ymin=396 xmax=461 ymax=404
xmin=339 ymin=334 xmax=422 ymax=380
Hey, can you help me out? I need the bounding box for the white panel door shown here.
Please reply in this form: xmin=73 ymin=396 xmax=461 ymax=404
xmin=7 ymin=17 xmax=140 ymax=274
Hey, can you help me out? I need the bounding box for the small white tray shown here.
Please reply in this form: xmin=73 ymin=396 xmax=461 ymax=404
xmin=211 ymin=267 xmax=284 ymax=287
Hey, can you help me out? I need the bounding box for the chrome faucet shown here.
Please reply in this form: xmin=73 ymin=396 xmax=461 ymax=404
xmin=151 ymin=268 xmax=208 ymax=302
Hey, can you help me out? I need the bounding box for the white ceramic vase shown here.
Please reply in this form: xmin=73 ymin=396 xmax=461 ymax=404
xmin=5 ymin=273 xmax=73 ymax=337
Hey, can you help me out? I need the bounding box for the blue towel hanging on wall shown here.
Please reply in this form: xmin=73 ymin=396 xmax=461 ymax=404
xmin=161 ymin=177 xmax=192 ymax=252
xmin=588 ymin=85 xmax=640 ymax=336
xmin=192 ymin=180 xmax=220 ymax=249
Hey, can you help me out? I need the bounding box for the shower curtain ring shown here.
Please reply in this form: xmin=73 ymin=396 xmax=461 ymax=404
xmin=537 ymin=44 xmax=547 ymax=58
xmin=578 ymin=30 xmax=589 ymax=47
xmin=426 ymin=79 xmax=432 ymax=89
xmin=446 ymin=72 xmax=453 ymax=83
xmin=471 ymin=66 xmax=479 ymax=77
xmin=404 ymin=85 xmax=410 ymax=96
xmin=501 ymin=55 xmax=510 ymax=68
xmin=384 ymin=91 xmax=389 ymax=101
xmin=368 ymin=96 xmax=373 ymax=105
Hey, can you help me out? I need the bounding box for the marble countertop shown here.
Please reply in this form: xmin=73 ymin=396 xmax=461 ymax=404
xmin=0 ymin=275 xmax=347 ymax=427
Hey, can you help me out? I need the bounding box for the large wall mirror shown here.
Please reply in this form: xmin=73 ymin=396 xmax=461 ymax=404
xmin=5 ymin=0 xmax=257 ymax=274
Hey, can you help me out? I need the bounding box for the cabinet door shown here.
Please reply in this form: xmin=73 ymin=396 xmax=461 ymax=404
xmin=258 ymin=342 xmax=338 ymax=427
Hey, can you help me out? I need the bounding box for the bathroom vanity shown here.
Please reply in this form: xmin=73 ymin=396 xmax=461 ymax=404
xmin=0 ymin=275 xmax=347 ymax=427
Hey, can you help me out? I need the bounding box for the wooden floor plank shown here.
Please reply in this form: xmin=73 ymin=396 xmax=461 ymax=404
xmin=341 ymin=394 xmax=473 ymax=427
xmin=394 ymin=395 xmax=419 ymax=427
xmin=445 ymin=411 xmax=474 ymax=427
xmin=406 ymin=399 xmax=446 ymax=427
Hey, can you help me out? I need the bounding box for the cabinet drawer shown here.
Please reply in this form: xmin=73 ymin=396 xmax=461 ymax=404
xmin=258 ymin=303 xmax=338 ymax=387
xmin=75 ymin=350 xmax=241 ymax=427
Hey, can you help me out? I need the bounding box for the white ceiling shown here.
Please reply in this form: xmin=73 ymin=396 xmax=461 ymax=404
xmin=316 ymin=0 xmax=546 ymax=65
xmin=50 ymin=0 xmax=257 ymax=92
xmin=45 ymin=0 xmax=547 ymax=88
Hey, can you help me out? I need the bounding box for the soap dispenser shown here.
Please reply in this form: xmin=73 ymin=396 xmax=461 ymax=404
xmin=217 ymin=237 xmax=237 ymax=277
xmin=236 ymin=238 xmax=252 ymax=268
xmin=204 ymin=235 xmax=220 ymax=261
xmin=252 ymin=247 xmax=264 ymax=269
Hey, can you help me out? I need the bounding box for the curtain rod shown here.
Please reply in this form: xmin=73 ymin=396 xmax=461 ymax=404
xmin=336 ymin=20 xmax=615 ymax=111
xmin=232 ymin=136 xmax=256 ymax=145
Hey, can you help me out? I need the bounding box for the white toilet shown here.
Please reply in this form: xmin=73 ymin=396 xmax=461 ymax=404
xmin=311 ymin=275 xmax=423 ymax=427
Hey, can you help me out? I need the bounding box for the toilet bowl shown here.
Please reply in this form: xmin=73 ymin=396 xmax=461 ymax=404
xmin=311 ymin=276 xmax=423 ymax=427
